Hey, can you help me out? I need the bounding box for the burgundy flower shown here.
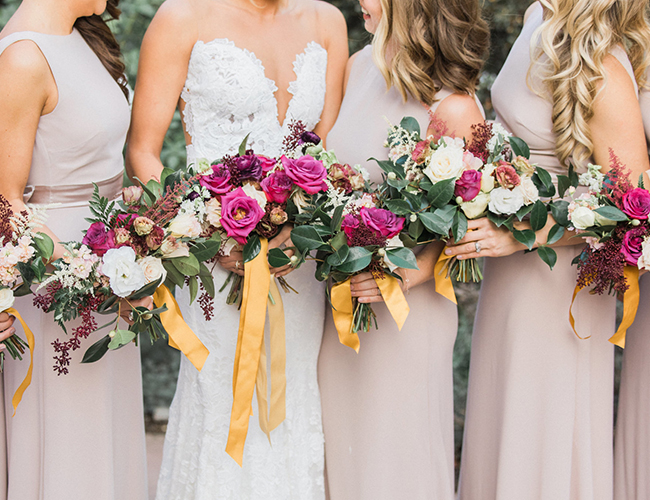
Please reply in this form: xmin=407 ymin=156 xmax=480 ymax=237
xmin=495 ymin=163 xmax=521 ymax=189
xmin=621 ymin=188 xmax=650 ymax=220
xmin=220 ymin=187 xmax=266 ymax=244
xmin=621 ymin=228 xmax=645 ymax=266
xmin=200 ymin=164 xmax=232 ymax=195
xmin=146 ymin=225 xmax=165 ymax=250
xmin=233 ymin=153 xmax=263 ymax=181
xmin=281 ymin=155 xmax=328 ymax=195
xmin=454 ymin=169 xmax=483 ymax=202
xmin=341 ymin=213 xmax=360 ymax=244
xmin=82 ymin=222 xmax=116 ymax=257
xmin=261 ymin=170 xmax=293 ymax=203
xmin=360 ymin=207 xmax=405 ymax=239
xmin=300 ymin=131 xmax=321 ymax=145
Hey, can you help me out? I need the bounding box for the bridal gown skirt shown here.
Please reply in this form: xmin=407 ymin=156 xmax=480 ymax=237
xmin=458 ymin=247 xmax=616 ymax=500
xmin=2 ymin=203 xmax=148 ymax=500
xmin=318 ymin=282 xmax=458 ymax=500
xmin=614 ymin=274 xmax=650 ymax=500
xmin=156 ymin=262 xmax=326 ymax=500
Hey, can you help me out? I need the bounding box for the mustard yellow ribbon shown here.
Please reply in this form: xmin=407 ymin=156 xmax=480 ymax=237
xmin=330 ymin=274 xmax=410 ymax=352
xmin=608 ymin=266 xmax=640 ymax=348
xmin=433 ymin=252 xmax=458 ymax=305
xmin=6 ymin=308 xmax=34 ymax=415
xmin=153 ymin=284 xmax=209 ymax=371
xmin=569 ymin=266 xmax=640 ymax=347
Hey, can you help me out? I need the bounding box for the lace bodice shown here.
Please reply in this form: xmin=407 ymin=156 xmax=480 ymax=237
xmin=182 ymin=39 xmax=327 ymax=162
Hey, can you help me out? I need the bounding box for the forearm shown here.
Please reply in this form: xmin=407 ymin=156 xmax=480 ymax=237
xmin=398 ymin=240 xmax=445 ymax=290
xmin=125 ymin=147 xmax=165 ymax=184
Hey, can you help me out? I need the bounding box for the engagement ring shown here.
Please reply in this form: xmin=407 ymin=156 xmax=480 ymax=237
xmin=475 ymin=242 xmax=482 ymax=253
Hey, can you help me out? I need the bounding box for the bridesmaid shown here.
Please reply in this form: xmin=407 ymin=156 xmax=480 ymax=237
xmin=447 ymin=1 xmax=650 ymax=499
xmin=0 ymin=0 xmax=150 ymax=498
xmin=318 ymin=0 xmax=488 ymax=498
xmin=614 ymin=26 xmax=650 ymax=499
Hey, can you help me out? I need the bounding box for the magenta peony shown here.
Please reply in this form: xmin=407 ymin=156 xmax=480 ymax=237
xmin=454 ymin=169 xmax=483 ymax=202
xmin=200 ymin=164 xmax=232 ymax=195
xmin=233 ymin=153 xmax=263 ymax=181
xmin=360 ymin=207 xmax=405 ymax=239
xmin=261 ymin=170 xmax=293 ymax=203
xmin=621 ymin=188 xmax=650 ymax=220
xmin=219 ymin=187 xmax=266 ymax=244
xmin=281 ymin=155 xmax=328 ymax=195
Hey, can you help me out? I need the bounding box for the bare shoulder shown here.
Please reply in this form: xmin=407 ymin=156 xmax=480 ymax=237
xmin=600 ymin=52 xmax=636 ymax=94
xmin=312 ymin=0 xmax=347 ymax=38
xmin=148 ymin=0 xmax=198 ymax=39
xmin=523 ymin=2 xmax=540 ymax=24
xmin=0 ymin=39 xmax=51 ymax=83
xmin=436 ymin=93 xmax=482 ymax=119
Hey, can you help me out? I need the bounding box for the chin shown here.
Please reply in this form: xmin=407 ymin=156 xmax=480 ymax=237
xmin=93 ymin=0 xmax=108 ymax=16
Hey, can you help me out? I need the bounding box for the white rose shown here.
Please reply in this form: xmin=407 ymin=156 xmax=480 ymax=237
xmin=481 ymin=163 xmax=496 ymax=193
xmin=220 ymin=237 xmax=239 ymax=257
xmin=460 ymin=192 xmax=490 ymax=219
xmin=242 ymin=183 xmax=267 ymax=210
xmin=519 ymin=176 xmax=539 ymax=204
xmin=488 ymin=186 xmax=525 ymax=215
xmin=101 ymin=247 xmax=146 ymax=298
xmin=160 ymin=236 xmax=190 ymax=259
xmin=423 ymin=144 xmax=465 ymax=184
xmin=169 ymin=213 xmax=202 ymax=238
xmin=637 ymin=237 xmax=650 ymax=271
xmin=570 ymin=206 xmax=596 ymax=230
xmin=594 ymin=212 xmax=615 ymax=227
xmin=0 ymin=287 xmax=15 ymax=312
xmin=138 ymin=256 xmax=167 ymax=285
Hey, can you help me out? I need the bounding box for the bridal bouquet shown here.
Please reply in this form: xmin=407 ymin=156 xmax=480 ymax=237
xmin=35 ymin=181 xmax=217 ymax=374
xmin=376 ymin=117 xmax=556 ymax=281
xmin=0 ymin=195 xmax=53 ymax=364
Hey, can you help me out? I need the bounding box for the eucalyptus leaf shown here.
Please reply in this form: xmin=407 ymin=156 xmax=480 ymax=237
xmin=108 ymin=329 xmax=137 ymax=350
xmin=452 ymin=210 xmax=468 ymax=242
xmin=268 ymin=248 xmax=292 ymax=268
xmin=384 ymin=199 xmax=412 ymax=215
xmin=408 ymin=218 xmax=424 ymax=240
xmin=427 ymin=178 xmax=456 ymax=209
xmin=163 ymin=260 xmax=186 ymax=289
xmin=171 ymin=253 xmax=201 ymax=276
xmin=81 ymin=335 xmax=111 ymax=364
xmin=198 ymin=263 xmax=215 ymax=298
xmin=530 ymin=200 xmax=548 ymax=232
xmin=330 ymin=204 xmax=345 ymax=232
xmin=188 ymin=275 xmax=198 ymax=305
xmin=385 ymin=247 xmax=418 ymax=270
xmin=550 ymin=200 xmax=570 ymax=227
xmin=594 ymin=206 xmax=628 ymax=222
xmin=400 ymin=116 xmax=421 ymax=135
xmin=243 ymin=233 xmax=261 ymax=263
xmin=509 ymin=136 xmax=530 ymax=159
xmin=512 ymin=228 xmax=536 ymax=250
xmin=190 ymin=238 xmax=221 ymax=262
xmin=328 ymin=231 xmax=348 ymax=251
xmin=327 ymin=245 xmax=350 ymax=266
xmin=537 ymin=246 xmax=558 ymax=270
xmin=335 ymin=247 xmax=372 ymax=274
xmin=34 ymin=233 xmax=54 ymax=260
xmin=546 ymin=224 xmax=565 ymax=245
xmin=291 ymin=225 xmax=326 ymax=252
xmin=387 ymin=177 xmax=409 ymax=191
xmin=238 ymin=133 xmax=251 ymax=156
xmin=129 ymin=278 xmax=162 ymax=300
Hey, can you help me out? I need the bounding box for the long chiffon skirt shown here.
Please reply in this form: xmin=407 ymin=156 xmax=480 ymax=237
xmin=318 ymin=282 xmax=458 ymax=500
xmin=614 ymin=274 xmax=650 ymax=500
xmin=458 ymin=247 xmax=615 ymax=500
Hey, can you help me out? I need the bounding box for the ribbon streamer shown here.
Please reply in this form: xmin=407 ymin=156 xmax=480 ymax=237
xmin=153 ymin=285 xmax=209 ymax=371
xmin=330 ymin=274 xmax=410 ymax=352
xmin=433 ymin=252 xmax=457 ymax=305
xmin=6 ymin=308 xmax=34 ymax=415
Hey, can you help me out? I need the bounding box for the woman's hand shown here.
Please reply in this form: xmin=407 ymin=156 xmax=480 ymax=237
xmin=120 ymin=296 xmax=154 ymax=326
xmin=350 ymin=273 xmax=385 ymax=304
xmin=444 ymin=218 xmax=526 ymax=260
xmin=0 ymin=312 xmax=16 ymax=342
xmin=219 ymin=250 xmax=245 ymax=277
xmin=269 ymin=225 xmax=295 ymax=278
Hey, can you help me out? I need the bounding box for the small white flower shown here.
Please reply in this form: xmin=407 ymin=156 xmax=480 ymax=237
xmin=387 ymin=172 xmax=397 ymax=181
xmin=101 ymin=247 xmax=146 ymax=298
xmin=0 ymin=287 xmax=15 ymax=312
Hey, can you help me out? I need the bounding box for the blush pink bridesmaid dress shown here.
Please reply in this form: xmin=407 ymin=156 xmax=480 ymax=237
xmin=0 ymin=30 xmax=147 ymax=499
xmin=457 ymin=4 xmax=637 ymax=500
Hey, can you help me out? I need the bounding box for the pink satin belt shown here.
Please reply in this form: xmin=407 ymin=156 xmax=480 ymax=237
xmin=25 ymin=172 xmax=124 ymax=206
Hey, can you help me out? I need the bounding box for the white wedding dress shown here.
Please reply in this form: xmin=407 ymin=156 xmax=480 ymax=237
xmin=155 ymin=39 xmax=328 ymax=500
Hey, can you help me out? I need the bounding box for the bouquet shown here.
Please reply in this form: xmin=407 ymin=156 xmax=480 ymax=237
xmin=35 ymin=180 xmax=217 ymax=374
xmin=376 ymin=117 xmax=558 ymax=281
xmin=0 ymin=195 xmax=53 ymax=365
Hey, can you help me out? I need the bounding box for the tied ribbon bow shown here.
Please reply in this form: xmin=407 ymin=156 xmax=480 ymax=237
xmin=153 ymin=285 xmax=209 ymax=370
xmin=433 ymin=252 xmax=458 ymax=305
xmin=569 ymin=266 xmax=640 ymax=347
xmin=6 ymin=308 xmax=34 ymax=415
xmin=330 ymin=274 xmax=410 ymax=352
xmin=226 ymin=238 xmax=287 ymax=465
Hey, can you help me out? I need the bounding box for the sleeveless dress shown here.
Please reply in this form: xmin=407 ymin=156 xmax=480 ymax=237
xmin=318 ymin=45 xmax=462 ymax=500
xmin=457 ymin=5 xmax=636 ymax=499
xmin=0 ymin=31 xmax=147 ymax=500
xmin=155 ymin=39 xmax=328 ymax=499
xmin=613 ymin=77 xmax=650 ymax=500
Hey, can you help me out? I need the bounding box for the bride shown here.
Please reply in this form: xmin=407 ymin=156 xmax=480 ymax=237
xmin=126 ymin=0 xmax=347 ymax=497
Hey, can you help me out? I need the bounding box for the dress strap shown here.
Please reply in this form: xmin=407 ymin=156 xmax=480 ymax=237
xmin=0 ymin=31 xmax=45 ymax=57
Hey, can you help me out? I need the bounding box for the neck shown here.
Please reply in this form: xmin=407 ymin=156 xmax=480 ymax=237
xmin=14 ymin=0 xmax=78 ymax=36
xmin=228 ymin=0 xmax=289 ymax=16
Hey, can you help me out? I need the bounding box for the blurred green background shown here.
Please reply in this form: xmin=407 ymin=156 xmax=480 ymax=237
xmin=0 ymin=0 xmax=539 ymax=468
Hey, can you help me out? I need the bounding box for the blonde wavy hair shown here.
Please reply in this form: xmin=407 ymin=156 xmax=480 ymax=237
xmin=530 ymin=0 xmax=650 ymax=167
xmin=371 ymin=0 xmax=489 ymax=106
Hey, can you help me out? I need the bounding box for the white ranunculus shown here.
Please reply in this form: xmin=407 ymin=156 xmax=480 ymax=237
xmin=637 ymin=237 xmax=650 ymax=271
xmin=138 ymin=256 xmax=167 ymax=285
xmin=423 ymin=144 xmax=465 ymax=184
xmin=460 ymin=192 xmax=490 ymax=219
xmin=169 ymin=213 xmax=202 ymax=238
xmin=242 ymin=183 xmax=267 ymax=210
xmin=101 ymin=247 xmax=146 ymax=298
xmin=0 ymin=287 xmax=15 ymax=312
xmin=570 ymin=206 xmax=596 ymax=230
xmin=519 ymin=176 xmax=539 ymax=204
xmin=488 ymin=186 xmax=525 ymax=215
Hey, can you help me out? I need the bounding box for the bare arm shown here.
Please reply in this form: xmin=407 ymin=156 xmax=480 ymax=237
xmin=125 ymin=0 xmax=198 ymax=183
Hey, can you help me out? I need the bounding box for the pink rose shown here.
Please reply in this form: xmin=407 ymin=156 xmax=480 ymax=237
xmin=261 ymin=170 xmax=293 ymax=203
xmin=495 ymin=163 xmax=521 ymax=189
xmin=341 ymin=213 xmax=360 ymax=244
xmin=621 ymin=188 xmax=650 ymax=220
xmin=219 ymin=187 xmax=266 ymax=244
xmin=621 ymin=228 xmax=645 ymax=266
xmin=114 ymin=213 xmax=138 ymax=229
xmin=360 ymin=207 xmax=405 ymax=239
xmin=454 ymin=169 xmax=483 ymax=202
xmin=200 ymin=164 xmax=232 ymax=195
xmin=82 ymin=222 xmax=116 ymax=257
xmin=146 ymin=226 xmax=165 ymax=250
xmin=258 ymin=155 xmax=277 ymax=175
xmin=281 ymin=155 xmax=328 ymax=195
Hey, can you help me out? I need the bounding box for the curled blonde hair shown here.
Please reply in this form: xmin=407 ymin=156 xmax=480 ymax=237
xmin=531 ymin=0 xmax=650 ymax=167
xmin=616 ymin=0 xmax=650 ymax=89
xmin=371 ymin=0 xmax=489 ymax=106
